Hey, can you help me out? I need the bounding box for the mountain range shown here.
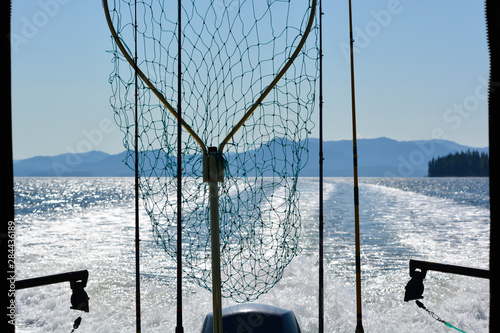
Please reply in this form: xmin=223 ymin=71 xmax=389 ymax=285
xmin=13 ymin=137 xmax=489 ymax=177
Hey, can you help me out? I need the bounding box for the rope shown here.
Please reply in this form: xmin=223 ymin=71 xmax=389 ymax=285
xmin=415 ymin=300 xmax=467 ymax=333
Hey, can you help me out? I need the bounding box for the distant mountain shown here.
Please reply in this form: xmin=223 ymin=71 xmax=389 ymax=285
xmin=13 ymin=137 xmax=488 ymax=177
xmin=301 ymin=137 xmax=489 ymax=177
xmin=14 ymin=150 xmax=133 ymax=177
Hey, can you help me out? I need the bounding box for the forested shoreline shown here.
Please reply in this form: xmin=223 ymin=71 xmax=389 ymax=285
xmin=428 ymin=150 xmax=489 ymax=177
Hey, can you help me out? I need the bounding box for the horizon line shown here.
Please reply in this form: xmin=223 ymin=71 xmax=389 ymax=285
xmin=13 ymin=136 xmax=490 ymax=161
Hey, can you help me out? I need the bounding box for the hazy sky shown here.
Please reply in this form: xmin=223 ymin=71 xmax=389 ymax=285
xmin=11 ymin=0 xmax=489 ymax=160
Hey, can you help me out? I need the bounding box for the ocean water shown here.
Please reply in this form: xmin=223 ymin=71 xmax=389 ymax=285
xmin=14 ymin=177 xmax=490 ymax=332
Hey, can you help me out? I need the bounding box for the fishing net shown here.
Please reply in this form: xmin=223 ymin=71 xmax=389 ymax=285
xmin=105 ymin=0 xmax=319 ymax=302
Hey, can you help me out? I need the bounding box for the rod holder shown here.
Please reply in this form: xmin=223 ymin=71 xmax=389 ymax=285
xmin=404 ymin=259 xmax=489 ymax=302
xmin=16 ymin=270 xmax=89 ymax=312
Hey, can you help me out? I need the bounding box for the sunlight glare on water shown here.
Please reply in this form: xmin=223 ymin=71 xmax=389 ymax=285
xmin=14 ymin=177 xmax=489 ymax=332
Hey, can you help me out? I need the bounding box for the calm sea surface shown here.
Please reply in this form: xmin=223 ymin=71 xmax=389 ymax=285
xmin=14 ymin=177 xmax=490 ymax=332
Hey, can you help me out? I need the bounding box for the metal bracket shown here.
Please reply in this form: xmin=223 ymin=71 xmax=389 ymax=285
xmin=16 ymin=270 xmax=89 ymax=312
xmin=404 ymin=259 xmax=489 ymax=302
xmin=203 ymin=146 xmax=225 ymax=183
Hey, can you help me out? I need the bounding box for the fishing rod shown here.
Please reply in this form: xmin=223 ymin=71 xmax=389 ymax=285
xmin=348 ymin=0 xmax=364 ymax=332
xmin=133 ymin=1 xmax=142 ymax=331
xmin=318 ymin=0 xmax=325 ymax=332
xmin=176 ymin=1 xmax=184 ymax=332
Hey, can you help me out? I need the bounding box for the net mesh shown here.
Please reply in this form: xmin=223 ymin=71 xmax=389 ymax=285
xmin=106 ymin=0 xmax=319 ymax=302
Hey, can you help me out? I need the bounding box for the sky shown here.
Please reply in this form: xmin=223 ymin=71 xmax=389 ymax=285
xmin=11 ymin=0 xmax=490 ymax=160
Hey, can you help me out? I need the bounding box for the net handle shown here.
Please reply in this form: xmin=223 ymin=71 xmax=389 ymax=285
xmin=102 ymin=0 xmax=207 ymax=155
xmin=218 ymin=0 xmax=318 ymax=153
